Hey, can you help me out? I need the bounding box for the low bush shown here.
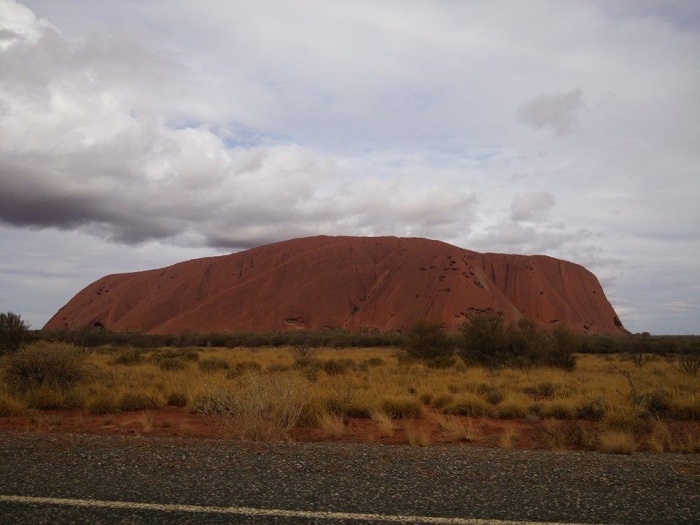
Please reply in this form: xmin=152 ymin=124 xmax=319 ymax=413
xmin=403 ymin=320 xmax=454 ymax=362
xmin=678 ymin=350 xmax=700 ymax=376
xmin=119 ymin=392 xmax=159 ymax=411
xmin=191 ymin=385 xmax=236 ymax=416
xmin=597 ymin=429 xmax=637 ymax=454
xmin=447 ymin=394 xmax=493 ymax=417
xmin=0 ymin=312 xmax=30 ymax=354
xmin=4 ymin=343 xmax=90 ymax=393
xmin=497 ymin=400 xmax=527 ymax=419
xmin=362 ymin=357 xmax=385 ymax=367
xmin=112 ymin=349 xmax=144 ymax=366
xmin=198 ymin=358 xmax=230 ymax=372
xmin=321 ymin=358 xmax=356 ymax=376
xmin=167 ymin=392 xmax=188 ymax=407
xmin=158 ymin=358 xmax=187 ymax=372
xmin=87 ymin=393 xmax=119 ymax=415
xmin=225 ymin=361 xmax=262 ymax=378
xmin=485 ymin=388 xmax=504 ymax=406
xmin=0 ymin=393 xmax=25 ymax=416
xmin=26 ymin=387 xmax=67 ymax=410
xmin=267 ymin=363 xmax=291 ymax=373
xmin=379 ymin=396 xmax=423 ymax=419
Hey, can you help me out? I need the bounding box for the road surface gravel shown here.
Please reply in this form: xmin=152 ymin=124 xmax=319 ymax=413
xmin=0 ymin=432 xmax=698 ymax=524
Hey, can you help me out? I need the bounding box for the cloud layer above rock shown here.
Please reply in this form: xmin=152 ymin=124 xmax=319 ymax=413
xmin=1 ymin=0 xmax=699 ymax=333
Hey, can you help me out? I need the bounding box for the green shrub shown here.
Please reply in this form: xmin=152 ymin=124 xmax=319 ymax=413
xmin=0 ymin=312 xmax=30 ymax=355
xmin=458 ymin=313 xmax=507 ymax=369
xmin=4 ymin=343 xmax=89 ymax=393
xmin=546 ymin=325 xmax=578 ymax=370
xmin=403 ymin=320 xmax=454 ymax=361
xmin=458 ymin=314 xmax=577 ymax=370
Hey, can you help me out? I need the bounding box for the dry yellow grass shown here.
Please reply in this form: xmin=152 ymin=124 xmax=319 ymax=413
xmin=499 ymin=424 xmax=519 ymax=449
xmin=403 ymin=420 xmax=430 ymax=446
xmin=429 ymin=412 xmax=478 ymax=442
xmin=371 ymin=410 xmax=396 ymax=437
xmin=318 ymin=412 xmax=346 ymax=439
xmin=1 ymin=344 xmax=699 ymax=446
xmin=597 ymin=429 xmax=637 ymax=454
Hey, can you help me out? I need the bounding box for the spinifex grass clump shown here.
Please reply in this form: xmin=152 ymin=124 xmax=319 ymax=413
xmin=228 ymin=373 xmax=310 ymax=441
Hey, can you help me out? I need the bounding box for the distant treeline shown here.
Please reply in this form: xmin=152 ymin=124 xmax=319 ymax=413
xmin=30 ymin=328 xmax=700 ymax=355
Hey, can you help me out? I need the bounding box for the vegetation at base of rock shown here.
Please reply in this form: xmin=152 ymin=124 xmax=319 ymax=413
xmin=2 ymin=311 xmax=700 ymax=449
xmin=3 ymin=342 xmax=90 ymax=393
xmin=0 ymin=312 xmax=30 ymax=355
xmin=403 ymin=320 xmax=455 ymax=362
xmin=458 ymin=315 xmax=577 ymax=370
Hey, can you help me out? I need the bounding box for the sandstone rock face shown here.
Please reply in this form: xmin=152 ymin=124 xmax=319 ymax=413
xmin=44 ymin=236 xmax=625 ymax=335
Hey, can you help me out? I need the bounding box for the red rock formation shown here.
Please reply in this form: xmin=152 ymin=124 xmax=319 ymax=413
xmin=44 ymin=236 xmax=625 ymax=335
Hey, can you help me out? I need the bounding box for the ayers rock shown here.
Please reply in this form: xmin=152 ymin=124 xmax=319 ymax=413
xmin=45 ymin=236 xmax=625 ymax=335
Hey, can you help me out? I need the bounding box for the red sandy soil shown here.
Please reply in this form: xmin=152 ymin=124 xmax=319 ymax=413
xmin=2 ymin=408 xmax=697 ymax=452
xmin=45 ymin=236 xmax=625 ymax=336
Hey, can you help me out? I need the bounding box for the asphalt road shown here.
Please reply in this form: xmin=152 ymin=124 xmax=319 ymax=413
xmin=0 ymin=432 xmax=698 ymax=524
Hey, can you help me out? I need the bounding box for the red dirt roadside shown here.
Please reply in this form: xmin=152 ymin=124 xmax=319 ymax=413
xmin=2 ymin=407 xmax=698 ymax=451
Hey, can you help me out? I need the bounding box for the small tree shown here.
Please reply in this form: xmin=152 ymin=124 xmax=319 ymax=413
xmin=507 ymin=317 xmax=549 ymax=367
xmin=0 ymin=312 xmax=30 ymax=355
xmin=458 ymin=313 xmax=507 ymax=369
xmin=403 ymin=319 xmax=454 ymax=363
xmin=548 ymin=325 xmax=578 ymax=370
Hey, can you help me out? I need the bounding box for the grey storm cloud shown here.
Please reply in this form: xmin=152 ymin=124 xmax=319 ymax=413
xmin=517 ymin=89 xmax=585 ymax=136
xmin=0 ymin=1 xmax=478 ymax=249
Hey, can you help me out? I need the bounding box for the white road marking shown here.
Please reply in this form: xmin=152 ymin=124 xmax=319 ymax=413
xmin=0 ymin=494 xmax=609 ymax=525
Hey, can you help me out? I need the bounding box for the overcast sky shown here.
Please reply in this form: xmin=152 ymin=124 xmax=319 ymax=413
xmin=1 ymin=0 xmax=698 ymax=334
